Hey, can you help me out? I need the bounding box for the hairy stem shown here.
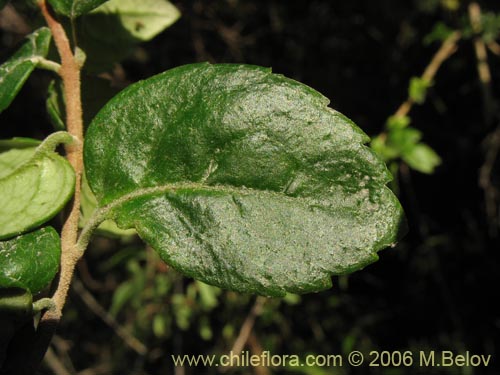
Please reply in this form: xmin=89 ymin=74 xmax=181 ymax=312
xmin=31 ymin=0 xmax=85 ymax=370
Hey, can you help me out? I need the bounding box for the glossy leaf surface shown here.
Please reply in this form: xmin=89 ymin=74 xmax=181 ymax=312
xmin=0 ymin=28 xmax=51 ymax=113
xmin=0 ymin=135 xmax=75 ymax=240
xmin=48 ymin=0 xmax=109 ymax=17
xmin=0 ymin=227 xmax=60 ymax=294
xmin=85 ymin=63 xmax=405 ymax=296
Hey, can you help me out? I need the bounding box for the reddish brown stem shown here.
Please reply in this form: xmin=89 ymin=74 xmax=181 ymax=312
xmin=30 ymin=0 xmax=85 ymax=370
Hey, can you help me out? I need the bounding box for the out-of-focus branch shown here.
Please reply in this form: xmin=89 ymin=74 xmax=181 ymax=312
xmin=487 ymin=41 xmax=500 ymax=56
xmin=394 ymin=31 xmax=461 ymax=118
xmin=230 ymin=297 xmax=266 ymax=355
xmin=220 ymin=296 xmax=266 ymax=372
xmin=0 ymin=4 xmax=31 ymax=36
xmin=480 ymin=127 xmax=500 ymax=237
xmin=247 ymin=333 xmax=271 ymax=375
xmin=43 ymin=347 xmax=72 ymax=375
xmin=468 ymin=2 xmax=495 ymax=125
xmin=72 ymin=279 xmax=148 ymax=356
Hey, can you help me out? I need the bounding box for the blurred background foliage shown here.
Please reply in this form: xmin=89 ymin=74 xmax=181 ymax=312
xmin=1 ymin=0 xmax=500 ymax=374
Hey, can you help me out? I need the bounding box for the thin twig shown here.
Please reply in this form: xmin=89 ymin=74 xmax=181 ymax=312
xmin=77 ymin=259 xmax=113 ymax=292
xmin=220 ymin=297 xmax=266 ymax=372
xmin=72 ymin=279 xmax=148 ymax=356
xmin=480 ymin=126 xmax=500 ymax=236
xmin=51 ymin=335 xmax=77 ymax=374
xmin=487 ymin=41 xmax=500 ymax=56
xmin=247 ymin=333 xmax=271 ymax=375
xmin=77 ymin=362 xmax=114 ymax=375
xmin=231 ymin=297 xmax=266 ymax=354
xmin=42 ymin=347 xmax=72 ymax=375
xmin=394 ymin=31 xmax=461 ymax=118
xmin=468 ymin=2 xmax=495 ymax=125
xmin=0 ymin=4 xmax=31 ymax=36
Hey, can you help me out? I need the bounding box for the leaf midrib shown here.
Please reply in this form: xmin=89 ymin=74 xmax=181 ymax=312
xmin=98 ymin=181 xmax=296 ymax=213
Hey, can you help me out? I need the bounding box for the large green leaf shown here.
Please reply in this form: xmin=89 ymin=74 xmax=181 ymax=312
xmin=0 ymin=227 xmax=61 ymax=294
xmin=47 ymin=0 xmax=109 ymax=17
xmin=0 ymin=28 xmax=51 ymax=114
xmin=85 ymin=63 xmax=405 ymax=297
xmin=0 ymin=133 xmax=75 ymax=240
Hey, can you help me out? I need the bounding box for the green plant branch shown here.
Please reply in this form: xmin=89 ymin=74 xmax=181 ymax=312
xmin=33 ymin=298 xmax=56 ymax=313
xmin=75 ymin=206 xmax=107 ymax=252
xmin=33 ymin=131 xmax=74 ymax=156
xmin=393 ymin=30 xmax=461 ymax=119
xmin=33 ymin=57 xmax=62 ymax=73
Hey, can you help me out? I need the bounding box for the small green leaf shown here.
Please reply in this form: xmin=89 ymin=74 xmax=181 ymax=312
xmin=388 ymin=127 xmax=422 ymax=154
xmin=85 ymin=63 xmax=405 ymax=297
xmin=409 ymin=77 xmax=432 ymax=105
xmin=153 ymin=314 xmax=168 ymax=338
xmin=196 ymin=281 xmax=220 ymax=310
xmin=198 ymin=316 xmax=213 ymax=340
xmin=283 ymin=293 xmax=301 ymax=305
xmin=47 ymin=0 xmax=109 ymax=18
xmin=402 ymin=143 xmax=441 ymax=174
xmin=0 ymin=137 xmax=41 ymax=152
xmin=46 ymin=80 xmax=66 ymax=130
xmin=109 ymin=259 xmax=144 ymax=316
xmin=0 ymin=227 xmax=61 ymax=294
xmin=0 ymin=28 xmax=52 ymax=114
xmin=481 ymin=13 xmax=500 ymax=43
xmin=91 ymin=0 xmax=180 ymax=41
xmin=386 ymin=115 xmax=411 ymax=131
xmin=0 ymin=133 xmax=75 ymax=239
xmin=424 ymin=22 xmax=453 ymax=45
xmin=0 ymin=288 xmax=33 ymax=316
xmin=441 ymin=0 xmax=459 ymax=11
xmin=172 ymin=294 xmax=192 ymax=330
xmin=370 ymin=135 xmax=399 ymax=161
xmin=0 ymin=148 xmax=35 ymax=179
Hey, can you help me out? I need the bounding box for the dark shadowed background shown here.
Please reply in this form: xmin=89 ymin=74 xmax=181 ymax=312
xmin=1 ymin=0 xmax=500 ymax=374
